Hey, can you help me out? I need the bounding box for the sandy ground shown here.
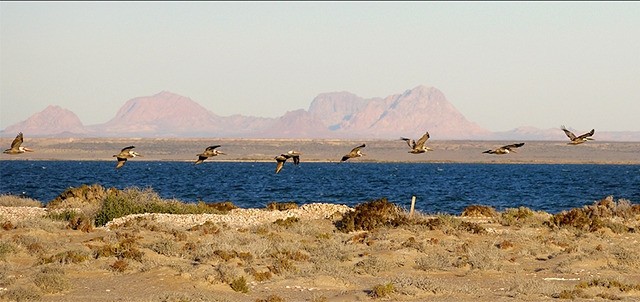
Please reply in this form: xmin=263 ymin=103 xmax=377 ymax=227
xmin=1 ymin=199 xmax=640 ymax=302
xmin=1 ymin=138 xmax=639 ymax=164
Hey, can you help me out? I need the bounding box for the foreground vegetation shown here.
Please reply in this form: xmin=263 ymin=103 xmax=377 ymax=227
xmin=1 ymin=185 xmax=640 ymax=301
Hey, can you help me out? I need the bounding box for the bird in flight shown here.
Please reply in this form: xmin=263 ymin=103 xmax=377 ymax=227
xmin=3 ymin=132 xmax=34 ymax=155
xmin=401 ymin=132 xmax=433 ymax=154
xmin=195 ymin=145 xmax=225 ymax=164
xmin=274 ymin=150 xmax=301 ymax=174
xmin=482 ymin=143 xmax=525 ymax=155
xmin=561 ymin=125 xmax=595 ymax=145
xmin=341 ymin=144 xmax=366 ymax=162
xmin=113 ymin=146 xmax=142 ymax=169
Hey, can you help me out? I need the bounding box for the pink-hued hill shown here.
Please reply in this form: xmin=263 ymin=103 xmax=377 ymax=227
xmin=2 ymin=86 xmax=639 ymax=140
xmin=2 ymin=105 xmax=87 ymax=136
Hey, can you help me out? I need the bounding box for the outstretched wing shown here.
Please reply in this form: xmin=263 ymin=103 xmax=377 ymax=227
xmin=10 ymin=132 xmax=23 ymax=149
xmin=195 ymin=155 xmax=208 ymax=164
xmin=292 ymin=155 xmax=300 ymax=165
xmin=576 ymin=129 xmax=595 ymax=140
xmin=350 ymin=143 xmax=366 ymax=154
xmin=275 ymin=155 xmax=288 ymax=174
xmin=120 ymin=145 xmax=135 ymax=152
xmin=115 ymin=157 xmax=127 ymax=169
xmin=561 ymin=125 xmax=576 ymax=140
xmin=503 ymin=142 xmax=524 ymax=150
xmin=205 ymin=145 xmax=221 ymax=152
xmin=415 ymin=132 xmax=430 ymax=148
xmin=401 ymin=137 xmax=415 ymax=149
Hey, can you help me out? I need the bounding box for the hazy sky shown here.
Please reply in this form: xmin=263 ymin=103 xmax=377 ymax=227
xmin=1 ymin=1 xmax=639 ymax=132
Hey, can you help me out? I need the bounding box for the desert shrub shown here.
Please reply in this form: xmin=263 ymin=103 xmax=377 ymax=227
xmin=499 ymin=206 xmax=542 ymax=227
xmin=4 ymin=284 xmax=43 ymax=301
xmin=0 ymin=241 xmax=15 ymax=260
xmin=0 ymin=194 xmax=42 ymax=207
xmin=461 ymin=205 xmax=497 ymax=217
xmin=255 ymin=294 xmax=285 ymax=302
xmin=203 ymin=201 xmax=237 ymax=212
xmin=33 ymin=266 xmax=70 ymax=294
xmin=110 ymin=259 xmax=128 ymax=273
xmin=94 ymin=187 xmax=228 ymax=226
xmin=47 ymin=209 xmax=94 ymax=232
xmin=90 ymin=233 xmax=144 ymax=261
xmin=420 ymin=215 xmax=486 ymax=235
xmin=39 ymin=249 xmax=90 ymax=264
xmin=47 ymin=184 xmax=116 ymax=215
xmin=546 ymin=197 xmax=639 ymax=233
xmin=370 ymin=282 xmax=395 ymax=298
xmin=148 ymin=240 xmax=181 ymax=257
xmin=415 ymin=250 xmax=452 ymax=271
xmin=252 ymin=270 xmax=272 ymax=282
xmin=336 ymin=198 xmax=404 ymax=232
xmin=354 ymin=256 xmax=394 ymax=276
xmin=188 ymin=221 xmax=221 ymax=234
xmin=273 ymin=217 xmax=299 ymax=228
xmin=12 ymin=234 xmax=46 ymax=254
xmin=229 ymin=276 xmax=250 ymax=293
xmin=2 ymin=220 xmax=14 ymax=230
xmin=266 ymin=201 xmax=298 ymax=211
xmin=577 ymin=278 xmax=640 ymax=292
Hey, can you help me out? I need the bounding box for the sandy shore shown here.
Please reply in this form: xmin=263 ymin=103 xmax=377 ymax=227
xmin=1 ymin=194 xmax=640 ymax=302
xmin=1 ymin=138 xmax=639 ymax=164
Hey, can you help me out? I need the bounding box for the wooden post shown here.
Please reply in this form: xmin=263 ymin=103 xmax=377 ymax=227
xmin=410 ymin=195 xmax=416 ymax=218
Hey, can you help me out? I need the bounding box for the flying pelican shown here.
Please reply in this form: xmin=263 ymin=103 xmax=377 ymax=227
xmin=401 ymin=132 xmax=433 ymax=154
xmin=341 ymin=144 xmax=366 ymax=162
xmin=113 ymin=146 xmax=142 ymax=169
xmin=561 ymin=125 xmax=595 ymax=145
xmin=483 ymin=143 xmax=525 ymax=155
xmin=195 ymin=145 xmax=226 ymax=164
xmin=3 ymin=132 xmax=34 ymax=155
xmin=274 ymin=150 xmax=301 ymax=174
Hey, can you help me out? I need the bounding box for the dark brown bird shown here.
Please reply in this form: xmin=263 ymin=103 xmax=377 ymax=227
xmin=483 ymin=143 xmax=525 ymax=155
xmin=401 ymin=132 xmax=433 ymax=154
xmin=561 ymin=125 xmax=595 ymax=145
xmin=195 ymin=145 xmax=225 ymax=164
xmin=3 ymin=132 xmax=34 ymax=155
xmin=341 ymin=144 xmax=366 ymax=162
xmin=113 ymin=146 xmax=142 ymax=169
xmin=274 ymin=150 xmax=301 ymax=174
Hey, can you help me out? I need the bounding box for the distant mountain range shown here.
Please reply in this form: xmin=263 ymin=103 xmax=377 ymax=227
xmin=2 ymin=85 xmax=639 ymax=141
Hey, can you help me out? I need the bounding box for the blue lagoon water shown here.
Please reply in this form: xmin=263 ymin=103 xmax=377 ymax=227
xmin=1 ymin=161 xmax=639 ymax=214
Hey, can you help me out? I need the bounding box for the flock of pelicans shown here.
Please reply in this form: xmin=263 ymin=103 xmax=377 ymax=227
xmin=3 ymin=125 xmax=595 ymax=173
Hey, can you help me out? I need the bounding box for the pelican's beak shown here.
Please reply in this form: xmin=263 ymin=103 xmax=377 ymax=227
xmin=219 ymin=151 xmax=226 ymax=155
xmin=426 ymin=147 xmax=433 ymax=151
xmin=24 ymin=148 xmax=34 ymax=152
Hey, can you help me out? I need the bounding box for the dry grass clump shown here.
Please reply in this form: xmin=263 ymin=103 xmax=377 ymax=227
xmin=47 ymin=184 xmax=115 ymax=208
xmin=203 ymin=201 xmax=238 ymax=212
xmin=47 ymin=209 xmax=94 ymax=232
xmin=546 ymin=196 xmax=639 ymax=233
xmin=369 ymin=282 xmax=395 ymax=298
xmin=255 ymin=294 xmax=286 ymax=302
xmin=33 ymin=266 xmax=70 ymax=294
xmin=93 ymin=187 xmax=229 ymax=226
xmin=0 ymin=240 xmax=16 ymax=260
xmin=229 ymin=276 xmax=250 ymax=293
xmin=266 ymin=201 xmax=298 ymax=211
xmin=0 ymin=194 xmax=42 ymax=207
xmin=89 ymin=232 xmax=145 ymax=262
xmin=461 ymin=205 xmax=498 ymax=218
xmin=2 ymin=284 xmax=43 ymax=301
xmin=39 ymin=249 xmax=90 ymax=265
xmin=498 ymin=206 xmax=548 ymax=227
xmin=336 ymin=198 xmax=405 ymax=233
xmin=420 ymin=215 xmax=487 ymax=235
